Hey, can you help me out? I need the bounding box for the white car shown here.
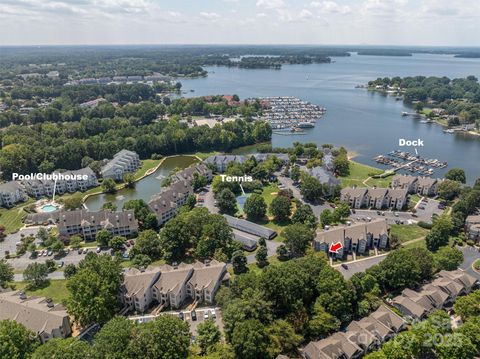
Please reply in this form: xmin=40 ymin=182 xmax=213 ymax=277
xmin=211 ymin=309 xmax=217 ymax=319
xmin=204 ymin=310 xmax=209 ymax=320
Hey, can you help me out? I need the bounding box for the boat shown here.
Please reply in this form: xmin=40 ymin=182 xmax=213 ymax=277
xmin=401 ymin=112 xmax=409 ymax=116
xmin=443 ymin=129 xmax=455 ymax=134
xmin=297 ymin=121 xmax=315 ymax=128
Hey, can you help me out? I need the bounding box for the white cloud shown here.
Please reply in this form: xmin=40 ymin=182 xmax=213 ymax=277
xmin=200 ymin=11 xmax=221 ymax=20
xmin=256 ymin=0 xmax=285 ymax=10
xmin=310 ymin=1 xmax=351 ymax=14
xmin=299 ymin=9 xmax=314 ymax=20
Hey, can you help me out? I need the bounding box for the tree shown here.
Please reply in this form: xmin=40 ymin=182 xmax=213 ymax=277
xmin=32 ymin=338 xmax=92 ymax=359
xmin=216 ymin=188 xmax=237 ymax=215
xmin=266 ymin=319 xmax=303 ymax=358
xmin=192 ymin=172 xmax=207 ymax=191
xmin=0 ymin=320 xmax=38 ymax=359
xmin=23 ymin=262 xmax=49 ymax=289
xmin=69 ymin=235 xmax=82 ymax=249
xmin=290 ymin=165 xmax=301 ymax=182
xmin=93 ymin=316 xmax=133 ymax=359
xmin=102 ymin=202 xmax=117 ymax=212
xmin=231 ymin=319 xmax=269 ymax=359
xmin=283 ymin=223 xmax=314 ymax=258
xmin=102 ymin=178 xmax=117 ymax=193
xmin=196 ymin=319 xmax=221 ymax=354
xmin=255 ymin=245 xmax=269 ymax=268
xmin=453 ymin=290 xmax=480 ymax=321
xmin=96 ymin=229 xmax=112 ymax=247
xmin=438 ymin=179 xmax=462 ymax=200
xmin=426 ymin=214 xmax=453 ymax=251
xmin=320 ymin=209 xmax=333 ymax=227
xmin=435 ymin=333 xmax=476 ymax=359
xmin=291 ymin=203 xmax=317 ymax=228
xmin=109 ymin=236 xmax=126 ymax=252
xmin=316 ymin=268 xmax=354 ymax=322
xmin=143 ymin=212 xmax=159 ymax=230
xmin=232 ymin=250 xmax=248 ymax=274
xmin=64 ymin=264 xmax=77 ymax=279
xmin=445 ymin=168 xmax=466 ymax=184
xmin=66 ymin=254 xmax=123 ymax=326
xmin=269 ymin=195 xmax=292 ymax=222
xmin=300 ymin=174 xmax=323 ymax=203
xmin=307 ymin=300 xmax=341 ymax=339
xmin=0 ymin=259 xmax=14 ymax=288
xmin=243 ymin=194 xmax=267 ymax=221
xmin=123 ymin=173 xmax=135 ymax=188
xmin=132 ymin=230 xmax=162 ymax=259
xmin=276 ymin=244 xmax=289 ymax=261
xmin=333 ymin=154 xmax=350 ymax=176
xmin=186 ymin=194 xmax=196 ymax=209
xmin=63 ymin=197 xmax=83 ymax=211
xmin=434 ymin=246 xmax=463 ymax=271
xmin=127 ymin=315 xmax=190 ymax=359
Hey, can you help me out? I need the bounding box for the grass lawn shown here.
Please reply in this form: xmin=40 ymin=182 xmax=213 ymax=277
xmin=134 ymin=159 xmax=163 ymax=180
xmin=474 ymin=259 xmax=480 ymax=271
xmin=13 ymin=279 xmax=69 ymax=304
xmin=0 ymin=199 xmax=35 ymax=233
xmin=191 ymin=151 xmax=219 ymax=160
xmin=390 ymin=224 xmax=430 ymax=243
xmin=262 ymin=183 xmax=280 ymax=212
xmin=410 ymin=194 xmax=422 ymax=205
xmin=402 ymin=239 xmax=427 ymax=250
xmin=341 ymin=161 xmax=391 ymax=188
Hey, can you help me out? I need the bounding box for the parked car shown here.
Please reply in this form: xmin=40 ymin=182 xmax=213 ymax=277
xmin=96 ymin=247 xmax=101 ymax=253
xmin=128 ymin=240 xmax=135 ymax=246
xmin=83 ymin=248 xmax=89 ymax=254
xmin=191 ymin=310 xmax=197 ymax=321
xmin=178 ymin=312 xmax=184 ymax=321
xmin=341 ymin=263 xmax=349 ymax=270
xmin=204 ymin=310 xmax=209 ymax=320
xmin=47 ymin=250 xmax=53 ymax=256
xmin=211 ymin=309 xmax=217 ymax=319
xmin=78 ymin=249 xmax=83 ymax=255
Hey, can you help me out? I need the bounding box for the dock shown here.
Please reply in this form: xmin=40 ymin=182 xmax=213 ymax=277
xmin=373 ymin=150 xmax=448 ymax=176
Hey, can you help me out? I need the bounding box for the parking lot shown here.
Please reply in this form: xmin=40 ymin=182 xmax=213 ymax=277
xmin=130 ymin=307 xmax=223 ymax=336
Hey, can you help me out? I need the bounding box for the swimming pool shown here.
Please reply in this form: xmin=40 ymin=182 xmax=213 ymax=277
xmin=41 ymin=204 xmax=59 ymax=213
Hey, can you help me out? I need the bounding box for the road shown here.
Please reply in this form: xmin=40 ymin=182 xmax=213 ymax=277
xmin=246 ymin=239 xmax=282 ymax=264
xmin=458 ymin=245 xmax=480 ymax=279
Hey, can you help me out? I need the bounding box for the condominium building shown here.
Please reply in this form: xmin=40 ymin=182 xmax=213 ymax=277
xmin=204 ymin=155 xmax=247 ymax=173
xmin=101 ymin=149 xmax=140 ymax=180
xmin=314 ymin=219 xmax=389 ymax=259
xmin=340 ymin=187 xmax=409 ymax=210
xmin=0 ymin=181 xmax=26 ymax=207
xmin=120 ymin=260 xmax=228 ymax=313
xmin=148 ymin=180 xmax=193 ymax=226
xmin=0 ymin=291 xmax=71 ymax=343
xmin=465 ymin=215 xmax=480 ymax=243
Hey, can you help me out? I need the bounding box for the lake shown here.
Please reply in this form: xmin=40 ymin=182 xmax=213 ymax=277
xmin=84 ymin=156 xmax=198 ymax=211
xmin=181 ymin=53 xmax=480 ymax=184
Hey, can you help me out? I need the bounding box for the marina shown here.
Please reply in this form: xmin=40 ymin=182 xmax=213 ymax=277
xmin=256 ymin=96 xmax=325 ymax=130
xmin=374 ymin=150 xmax=448 ymax=176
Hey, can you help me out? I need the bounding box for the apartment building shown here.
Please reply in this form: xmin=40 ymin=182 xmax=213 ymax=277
xmin=22 ymin=167 xmax=98 ymax=198
xmin=148 ymin=180 xmax=193 ymax=226
xmin=55 ymin=209 xmax=138 ymax=239
xmin=204 ymin=155 xmax=247 ymax=172
xmin=120 ymin=260 xmax=228 ymax=313
xmin=308 ymin=166 xmax=341 ymax=195
xmin=0 ymin=181 xmax=26 ymax=207
xmin=314 ymin=219 xmax=389 ymax=259
xmin=465 ymin=215 xmax=480 ymax=243
xmin=173 ymin=163 xmax=213 ymax=183
xmin=391 ymin=174 xmax=441 ymax=197
xmin=101 ymin=149 xmax=140 ymax=180
xmin=303 ymin=305 xmax=406 ymax=359
xmin=341 ymin=187 xmax=409 ymax=210
xmin=392 ymin=269 xmax=478 ymax=320
xmin=0 ymin=291 xmax=71 ymax=343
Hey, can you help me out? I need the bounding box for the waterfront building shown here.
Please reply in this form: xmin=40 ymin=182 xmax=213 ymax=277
xmin=0 ymin=291 xmax=71 ymax=343
xmin=101 ymin=149 xmax=140 ymax=181
xmin=340 ymin=187 xmax=409 ymax=210
xmin=307 ymin=166 xmax=340 ymax=195
xmin=148 ymin=180 xmax=193 ymax=226
xmin=391 ymin=174 xmax=441 ymax=197
xmin=204 ymin=155 xmax=247 ymax=173
xmin=340 ymin=187 xmax=369 ymax=209
xmin=0 ymin=181 xmax=26 ymax=208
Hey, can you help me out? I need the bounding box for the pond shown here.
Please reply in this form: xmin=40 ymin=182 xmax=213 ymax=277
xmin=84 ymin=155 xmax=199 ymax=211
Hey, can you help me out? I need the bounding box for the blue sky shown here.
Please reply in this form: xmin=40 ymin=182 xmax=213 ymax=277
xmin=0 ymin=0 xmax=479 ymax=46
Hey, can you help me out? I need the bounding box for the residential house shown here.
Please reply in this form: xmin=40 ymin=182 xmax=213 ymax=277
xmin=121 ymin=267 xmax=162 ymax=313
xmin=365 ymin=188 xmax=389 ymax=209
xmin=308 ymin=166 xmax=341 ymax=196
xmin=0 ymin=291 xmax=71 ymax=343
xmin=465 ymin=215 xmax=480 ymax=243
xmin=101 ymin=149 xmax=140 ymax=180
xmin=0 ymin=181 xmax=26 ymax=207
xmin=186 ymin=260 xmax=229 ymax=304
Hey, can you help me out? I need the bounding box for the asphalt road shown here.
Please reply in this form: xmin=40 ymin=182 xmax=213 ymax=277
xmin=458 ymin=245 xmax=480 ymax=279
xmin=334 ymin=254 xmax=388 ymax=279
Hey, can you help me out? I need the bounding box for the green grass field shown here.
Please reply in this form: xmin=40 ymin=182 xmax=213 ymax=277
xmin=134 ymin=159 xmax=163 ymax=180
xmin=390 ymin=224 xmax=430 ymax=243
xmin=14 ymin=279 xmax=69 ymax=304
xmin=0 ymin=198 xmax=35 ymax=233
xmin=341 ymin=161 xmax=392 ymax=188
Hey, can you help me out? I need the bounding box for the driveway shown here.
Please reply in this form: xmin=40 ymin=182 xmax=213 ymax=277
xmin=458 ymin=245 xmax=480 ymax=280
xmin=333 ymin=254 xmax=388 ymax=279
xmin=246 ymin=239 xmax=282 ymax=264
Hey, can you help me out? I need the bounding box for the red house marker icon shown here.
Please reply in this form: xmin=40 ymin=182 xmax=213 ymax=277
xmin=329 ymin=242 xmax=343 ymax=253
